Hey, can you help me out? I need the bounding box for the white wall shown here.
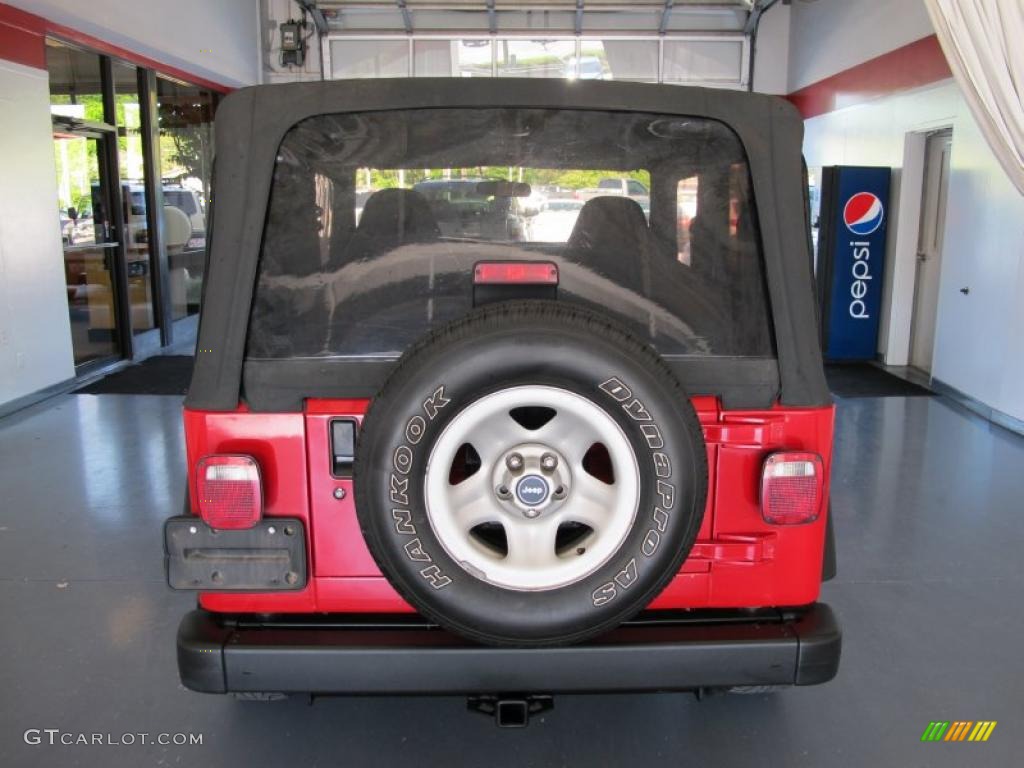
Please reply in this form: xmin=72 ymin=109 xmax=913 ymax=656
xmin=795 ymin=1 xmax=1024 ymax=424
xmin=933 ymin=101 xmax=1024 ymax=422
xmin=788 ymin=0 xmax=933 ymax=92
xmin=0 ymin=60 xmax=76 ymax=406
xmin=752 ymin=1 xmax=789 ymax=95
xmin=0 ymin=0 xmax=261 ymax=411
xmin=6 ymin=0 xmax=261 ymax=87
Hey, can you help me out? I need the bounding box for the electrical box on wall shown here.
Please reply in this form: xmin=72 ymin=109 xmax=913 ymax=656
xmin=816 ymin=166 xmax=892 ymax=361
xmin=279 ymin=19 xmax=307 ymax=67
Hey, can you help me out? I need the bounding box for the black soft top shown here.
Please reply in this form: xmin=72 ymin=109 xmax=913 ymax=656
xmin=187 ymin=78 xmax=828 ymax=411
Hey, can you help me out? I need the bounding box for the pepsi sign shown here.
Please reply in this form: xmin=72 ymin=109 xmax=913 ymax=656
xmin=843 ymin=192 xmax=884 ymax=236
xmin=817 ymin=166 xmax=891 ymax=361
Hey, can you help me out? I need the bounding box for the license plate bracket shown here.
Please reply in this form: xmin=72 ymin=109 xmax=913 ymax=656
xmin=165 ymin=516 xmax=307 ymax=591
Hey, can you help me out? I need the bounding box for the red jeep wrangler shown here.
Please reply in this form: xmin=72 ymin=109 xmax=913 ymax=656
xmin=168 ymin=79 xmax=840 ymax=722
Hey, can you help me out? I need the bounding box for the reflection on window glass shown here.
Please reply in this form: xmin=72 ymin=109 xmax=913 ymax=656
xmin=51 ymin=132 xmax=123 ymax=366
xmin=110 ymin=62 xmax=157 ymax=335
xmin=331 ymin=39 xmax=409 ymax=78
xmin=577 ymin=40 xmax=657 ymax=82
xmin=496 ymin=40 xmax=576 ymax=78
xmin=51 ymin=130 xmax=101 ymax=248
xmin=676 ymin=177 xmax=700 ymax=265
xmin=48 ymin=40 xmax=104 ymax=233
xmin=47 ymin=39 xmax=104 ymax=122
xmin=413 ymin=40 xmax=492 ymax=77
xmin=662 ymin=40 xmax=743 ymax=84
xmin=324 ymin=36 xmax=745 ymax=87
xmin=47 ymin=38 xmax=123 ymax=366
xmin=157 ymin=76 xmax=215 ymax=321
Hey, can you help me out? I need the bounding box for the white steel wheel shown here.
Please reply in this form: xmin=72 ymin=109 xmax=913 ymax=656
xmin=424 ymin=385 xmax=641 ymax=591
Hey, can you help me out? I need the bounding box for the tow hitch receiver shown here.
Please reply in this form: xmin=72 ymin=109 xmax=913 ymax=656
xmin=467 ymin=695 xmax=554 ymax=728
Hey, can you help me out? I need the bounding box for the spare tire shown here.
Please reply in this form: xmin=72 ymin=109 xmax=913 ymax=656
xmin=354 ymin=301 xmax=707 ymax=646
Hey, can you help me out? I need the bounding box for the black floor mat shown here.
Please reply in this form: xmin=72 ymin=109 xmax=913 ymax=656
xmin=825 ymin=363 xmax=932 ymax=398
xmin=76 ymin=355 xmax=194 ymax=396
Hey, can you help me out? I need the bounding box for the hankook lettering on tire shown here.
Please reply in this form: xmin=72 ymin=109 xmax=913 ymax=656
xmin=389 ymin=385 xmax=453 ymax=589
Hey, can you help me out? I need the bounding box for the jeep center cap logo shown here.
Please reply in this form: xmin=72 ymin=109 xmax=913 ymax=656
xmin=515 ymin=474 xmax=550 ymax=506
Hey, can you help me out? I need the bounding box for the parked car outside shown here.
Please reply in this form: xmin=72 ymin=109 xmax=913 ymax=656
xmin=528 ymin=198 xmax=584 ymax=242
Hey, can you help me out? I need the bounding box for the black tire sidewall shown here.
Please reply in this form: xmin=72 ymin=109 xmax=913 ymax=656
xmin=355 ymin=305 xmax=707 ymax=646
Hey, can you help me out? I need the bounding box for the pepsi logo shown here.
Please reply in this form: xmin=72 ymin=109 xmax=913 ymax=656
xmin=843 ymin=192 xmax=884 ymax=236
xmin=515 ymin=475 xmax=550 ymax=506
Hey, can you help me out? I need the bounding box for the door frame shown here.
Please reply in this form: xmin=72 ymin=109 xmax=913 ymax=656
xmin=878 ymin=121 xmax=954 ymax=368
xmin=907 ymin=128 xmax=953 ymax=373
xmin=49 ymin=51 xmax=188 ymax=370
xmin=51 ymin=113 xmax=134 ymax=367
xmin=137 ymin=67 xmax=174 ymax=348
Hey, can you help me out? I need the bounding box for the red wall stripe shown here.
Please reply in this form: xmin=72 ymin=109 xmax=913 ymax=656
xmin=0 ymin=3 xmax=45 ymax=70
xmin=0 ymin=1 xmax=232 ymax=93
xmin=45 ymin=20 xmax=233 ymax=94
xmin=787 ymin=35 xmax=952 ymax=120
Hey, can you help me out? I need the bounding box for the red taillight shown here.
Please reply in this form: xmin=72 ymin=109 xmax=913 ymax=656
xmin=473 ymin=261 xmax=558 ymax=285
xmin=195 ymin=455 xmax=262 ymax=530
xmin=760 ymin=452 xmax=824 ymax=525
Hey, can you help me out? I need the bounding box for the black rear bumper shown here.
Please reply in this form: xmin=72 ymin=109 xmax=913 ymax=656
xmin=177 ymin=604 xmax=840 ymax=695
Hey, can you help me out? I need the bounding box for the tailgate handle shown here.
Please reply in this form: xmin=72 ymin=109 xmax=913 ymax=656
xmin=331 ymin=418 xmax=357 ymax=476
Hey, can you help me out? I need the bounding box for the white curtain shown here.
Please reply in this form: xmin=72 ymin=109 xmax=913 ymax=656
xmin=925 ymin=0 xmax=1024 ymax=195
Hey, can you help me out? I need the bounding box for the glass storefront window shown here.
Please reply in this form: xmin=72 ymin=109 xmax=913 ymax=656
xmin=48 ymin=41 xmax=123 ymax=367
xmin=46 ymin=37 xmax=221 ymax=367
xmin=578 ymin=40 xmax=658 ymax=82
xmin=328 ymin=35 xmax=745 ymax=87
xmin=48 ymin=40 xmax=103 ymax=229
xmin=662 ymin=39 xmax=744 ymax=85
xmin=111 ymin=62 xmax=156 ymax=335
xmin=496 ymin=40 xmax=576 ymax=78
xmin=413 ymin=40 xmax=492 ymax=77
xmin=330 ymin=39 xmax=409 ymax=78
xmin=47 ymin=39 xmax=104 ymax=122
xmin=157 ymin=76 xmax=215 ymax=321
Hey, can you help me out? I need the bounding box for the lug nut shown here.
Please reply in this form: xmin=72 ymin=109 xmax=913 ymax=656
xmin=497 ymin=485 xmax=511 ymax=499
xmin=553 ymin=485 xmax=566 ymax=499
xmin=524 ymin=508 xmax=540 ymax=519
xmin=505 ymin=453 xmax=524 ymax=471
xmin=540 ymin=453 xmax=558 ymax=471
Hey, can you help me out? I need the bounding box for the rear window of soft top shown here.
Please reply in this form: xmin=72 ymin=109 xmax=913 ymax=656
xmin=247 ymin=107 xmax=774 ymax=360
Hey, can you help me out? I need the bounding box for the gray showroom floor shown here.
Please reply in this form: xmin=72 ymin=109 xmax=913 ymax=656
xmin=0 ymin=390 xmax=1022 ymax=767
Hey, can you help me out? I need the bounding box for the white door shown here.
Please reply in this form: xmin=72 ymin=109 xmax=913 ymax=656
xmin=909 ymin=129 xmax=952 ymax=372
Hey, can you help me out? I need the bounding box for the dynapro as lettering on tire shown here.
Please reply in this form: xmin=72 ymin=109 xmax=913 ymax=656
xmin=589 ymin=377 xmax=679 ymax=607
